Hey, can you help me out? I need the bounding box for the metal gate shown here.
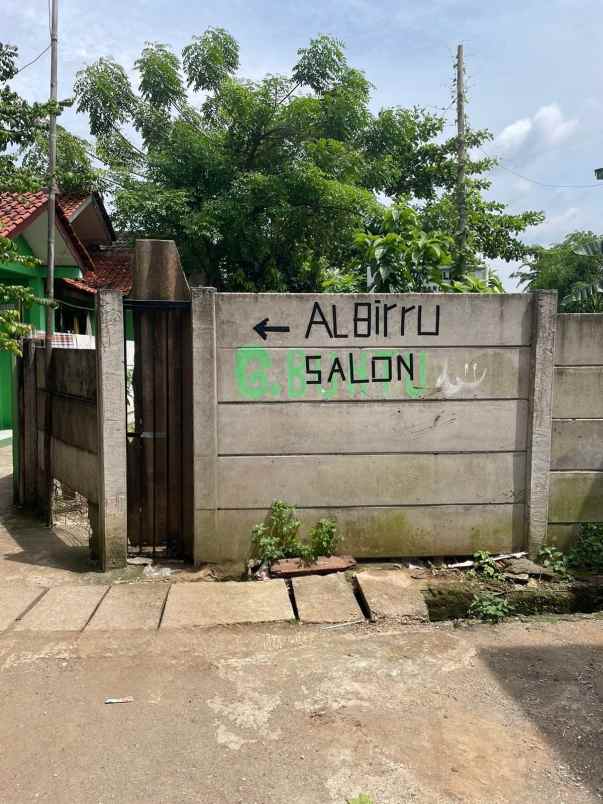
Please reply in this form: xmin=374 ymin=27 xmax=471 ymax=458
xmin=124 ymin=298 xmax=193 ymax=560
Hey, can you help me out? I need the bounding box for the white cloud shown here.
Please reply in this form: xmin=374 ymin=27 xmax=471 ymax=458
xmin=495 ymin=103 xmax=578 ymax=160
xmin=533 ymin=104 xmax=579 ymax=145
xmin=497 ymin=117 xmax=532 ymax=153
xmin=531 ymin=206 xmax=580 ymax=244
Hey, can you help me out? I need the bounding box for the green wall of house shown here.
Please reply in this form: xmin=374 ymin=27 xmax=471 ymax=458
xmin=0 ymin=236 xmax=82 ymax=429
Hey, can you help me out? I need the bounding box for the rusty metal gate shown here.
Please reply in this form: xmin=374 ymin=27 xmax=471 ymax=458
xmin=124 ymin=298 xmax=193 ymax=560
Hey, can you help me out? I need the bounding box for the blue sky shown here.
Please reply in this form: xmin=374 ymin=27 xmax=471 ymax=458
xmin=5 ymin=0 xmax=603 ymax=287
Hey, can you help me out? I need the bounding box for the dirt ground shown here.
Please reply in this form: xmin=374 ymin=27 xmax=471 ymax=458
xmin=1 ymin=446 xmax=603 ymax=803
xmin=0 ymin=616 xmax=601 ymax=802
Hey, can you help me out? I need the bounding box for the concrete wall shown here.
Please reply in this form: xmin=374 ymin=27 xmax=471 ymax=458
xmin=193 ymin=292 xmax=548 ymax=562
xmin=548 ymin=314 xmax=603 ymax=549
xmin=16 ymin=292 xmax=128 ymax=570
xmin=34 ymin=347 xmax=99 ymax=504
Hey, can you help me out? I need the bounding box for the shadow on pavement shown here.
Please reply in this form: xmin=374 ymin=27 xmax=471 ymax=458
xmin=0 ymin=457 xmax=94 ymax=575
xmin=481 ymin=642 xmax=603 ymax=798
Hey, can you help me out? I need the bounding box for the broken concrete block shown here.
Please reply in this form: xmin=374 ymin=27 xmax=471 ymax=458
xmin=356 ymin=571 xmax=429 ymax=623
xmin=292 ymin=573 xmax=362 ymax=624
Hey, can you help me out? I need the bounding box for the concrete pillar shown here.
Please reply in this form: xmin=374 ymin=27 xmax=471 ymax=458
xmin=526 ymin=290 xmax=557 ymax=556
xmin=21 ymin=339 xmax=38 ymax=509
xmin=96 ymin=290 xmax=128 ymax=570
xmin=190 ymin=287 xmax=217 ymax=566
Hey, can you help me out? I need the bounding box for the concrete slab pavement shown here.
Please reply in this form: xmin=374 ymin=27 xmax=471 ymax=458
xmin=161 ymin=579 xmax=294 ymax=628
xmin=356 ymin=570 xmax=429 ymax=622
xmin=86 ymin=583 xmax=169 ymax=630
xmin=15 ymin=584 xmax=108 ymax=631
xmin=0 ymin=584 xmax=46 ymax=631
xmin=292 ymin=572 xmax=363 ymax=623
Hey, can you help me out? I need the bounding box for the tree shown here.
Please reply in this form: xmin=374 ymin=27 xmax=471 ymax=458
xmin=441 ymin=270 xmax=504 ymax=294
xmin=73 ymin=32 xmax=527 ymax=291
xmin=512 ymin=231 xmax=603 ymax=311
xmin=0 ymin=42 xmax=61 ymax=353
xmin=73 ymin=31 xmax=543 ymax=291
xmin=324 ymin=202 xmax=452 ymax=292
xmin=414 ymin=142 xmax=544 ymax=280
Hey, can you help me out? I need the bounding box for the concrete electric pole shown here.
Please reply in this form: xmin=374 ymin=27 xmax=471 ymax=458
xmin=46 ymin=0 xmax=58 ymax=363
xmin=455 ymin=43 xmax=467 ymax=279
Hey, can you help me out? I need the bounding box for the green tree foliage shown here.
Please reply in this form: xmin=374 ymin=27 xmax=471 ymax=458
xmin=417 ymin=180 xmax=544 ymax=280
xmin=0 ymin=42 xmax=74 ymax=353
xmin=0 ymin=238 xmax=51 ymax=355
xmin=512 ymin=231 xmax=603 ymax=311
xmin=324 ymin=202 xmax=452 ymax=292
xmin=441 ymin=269 xmax=504 ymax=294
xmin=1 ymin=42 xmax=102 ymax=194
xmin=74 ymin=31 xmax=540 ymax=291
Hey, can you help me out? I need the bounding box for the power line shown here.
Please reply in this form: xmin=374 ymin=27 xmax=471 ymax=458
xmin=481 ymin=148 xmax=603 ymax=190
xmin=14 ymin=44 xmax=50 ymax=76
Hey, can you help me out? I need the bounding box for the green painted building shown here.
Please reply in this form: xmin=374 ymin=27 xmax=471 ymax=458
xmin=0 ymin=191 xmax=127 ymax=429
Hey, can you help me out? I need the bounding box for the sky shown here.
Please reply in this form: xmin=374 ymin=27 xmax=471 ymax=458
xmin=5 ymin=0 xmax=603 ymax=288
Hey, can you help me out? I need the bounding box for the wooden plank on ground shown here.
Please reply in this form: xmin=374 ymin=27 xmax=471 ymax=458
xmin=355 ymin=571 xmax=428 ymax=622
xmin=217 ymin=452 xmax=526 ymax=509
xmin=160 ymin=580 xmax=293 ymax=628
xmin=270 ymin=555 xmax=356 ymax=578
xmin=292 ymin=574 xmax=363 ymax=623
xmin=218 ymin=400 xmax=528 ymax=455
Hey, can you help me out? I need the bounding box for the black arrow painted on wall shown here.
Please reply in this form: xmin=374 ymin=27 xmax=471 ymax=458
xmin=253 ymin=317 xmax=291 ymax=340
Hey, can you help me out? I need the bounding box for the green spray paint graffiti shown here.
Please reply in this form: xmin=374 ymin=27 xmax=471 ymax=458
xmin=234 ymin=347 xmax=427 ymax=400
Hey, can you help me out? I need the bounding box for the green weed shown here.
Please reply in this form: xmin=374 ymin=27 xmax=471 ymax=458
xmin=468 ymin=592 xmax=513 ymax=623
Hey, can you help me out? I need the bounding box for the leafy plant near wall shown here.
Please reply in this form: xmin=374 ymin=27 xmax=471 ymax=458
xmin=536 ymin=545 xmax=570 ymax=577
xmin=566 ymin=523 xmax=603 ymax=572
xmin=251 ymin=500 xmax=339 ymax=563
xmin=468 ymin=592 xmax=513 ymax=623
xmin=0 ymin=258 xmax=53 ymax=355
xmin=471 ymin=550 xmax=504 ymax=581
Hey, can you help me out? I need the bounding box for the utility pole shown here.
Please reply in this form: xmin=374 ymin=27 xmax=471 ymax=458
xmin=455 ymin=43 xmax=467 ymax=279
xmin=45 ymin=0 xmax=58 ymax=526
xmin=46 ymin=0 xmax=58 ymax=363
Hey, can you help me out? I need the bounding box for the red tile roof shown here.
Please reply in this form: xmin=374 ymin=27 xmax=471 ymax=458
xmin=0 ymin=191 xmax=93 ymax=237
xmin=58 ymin=194 xmax=89 ymax=220
xmin=0 ymin=190 xmax=95 ymax=271
xmin=61 ymin=250 xmax=133 ymax=296
xmin=0 ymin=191 xmax=47 ymax=238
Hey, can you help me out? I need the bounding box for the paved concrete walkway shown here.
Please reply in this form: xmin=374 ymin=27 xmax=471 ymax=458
xmin=0 ymin=444 xmax=429 ymax=632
